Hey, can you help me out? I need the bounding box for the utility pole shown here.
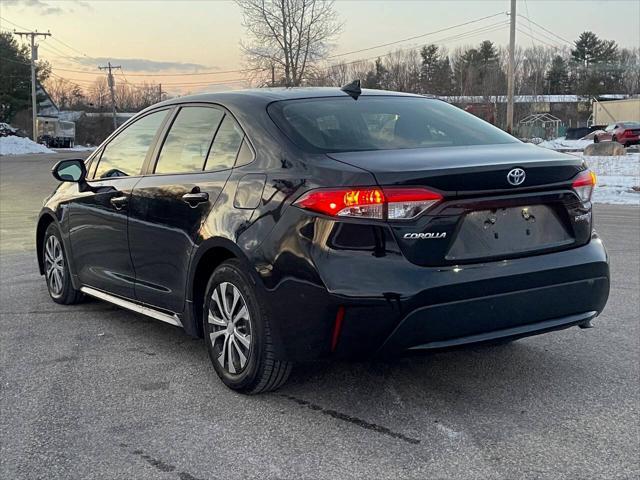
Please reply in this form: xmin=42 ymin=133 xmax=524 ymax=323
xmin=14 ymin=31 xmax=51 ymax=141
xmin=271 ymin=63 xmax=275 ymax=87
xmin=98 ymin=62 xmax=121 ymax=130
xmin=158 ymin=83 xmax=162 ymax=103
xmin=506 ymin=0 xmax=516 ymax=133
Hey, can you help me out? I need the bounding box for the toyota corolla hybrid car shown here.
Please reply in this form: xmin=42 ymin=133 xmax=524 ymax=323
xmin=37 ymin=86 xmax=610 ymax=393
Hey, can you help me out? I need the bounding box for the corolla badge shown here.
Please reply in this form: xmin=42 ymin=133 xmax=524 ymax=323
xmin=507 ymin=168 xmax=526 ymax=186
xmin=403 ymin=232 xmax=447 ymax=239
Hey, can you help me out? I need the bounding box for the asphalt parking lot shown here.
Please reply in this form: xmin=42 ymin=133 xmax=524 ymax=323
xmin=1 ymin=152 xmax=638 ymax=480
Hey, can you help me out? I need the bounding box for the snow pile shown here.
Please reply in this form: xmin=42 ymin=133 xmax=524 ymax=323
xmin=56 ymin=145 xmax=96 ymax=152
xmin=580 ymin=153 xmax=639 ymax=205
xmin=538 ymin=137 xmax=593 ymax=151
xmin=0 ymin=136 xmax=54 ymax=155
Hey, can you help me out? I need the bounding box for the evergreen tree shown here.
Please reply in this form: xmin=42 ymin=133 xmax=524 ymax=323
xmin=0 ymin=33 xmax=32 ymax=123
xmin=0 ymin=32 xmax=51 ymax=124
xmin=419 ymin=44 xmax=453 ymax=95
xmin=546 ymin=56 xmax=570 ymax=94
xmin=570 ymin=31 xmax=623 ymax=96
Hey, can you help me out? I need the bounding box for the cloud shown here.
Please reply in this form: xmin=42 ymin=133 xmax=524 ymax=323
xmin=3 ymin=0 xmax=88 ymax=15
xmin=72 ymin=57 xmax=212 ymax=73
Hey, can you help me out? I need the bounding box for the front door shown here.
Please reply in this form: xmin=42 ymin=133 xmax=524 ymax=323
xmin=128 ymin=105 xmax=245 ymax=313
xmin=68 ymin=109 xmax=170 ymax=299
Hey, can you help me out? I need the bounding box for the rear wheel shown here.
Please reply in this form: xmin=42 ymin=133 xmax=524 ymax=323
xmin=203 ymin=259 xmax=292 ymax=394
xmin=43 ymin=223 xmax=83 ymax=304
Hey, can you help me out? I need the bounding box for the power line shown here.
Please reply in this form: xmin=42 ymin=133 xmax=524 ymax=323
xmin=517 ymin=28 xmax=562 ymax=50
xmin=327 ymin=11 xmax=506 ymax=59
xmin=516 ymin=14 xmax=573 ymax=46
xmin=329 ymin=20 xmax=510 ymax=69
xmin=0 ymin=16 xmax=29 ymax=31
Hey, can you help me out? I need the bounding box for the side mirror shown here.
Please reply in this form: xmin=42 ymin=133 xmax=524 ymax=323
xmin=52 ymin=159 xmax=87 ymax=183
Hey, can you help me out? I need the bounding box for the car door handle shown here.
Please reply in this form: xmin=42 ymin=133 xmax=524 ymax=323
xmin=110 ymin=195 xmax=128 ymax=210
xmin=182 ymin=191 xmax=209 ymax=207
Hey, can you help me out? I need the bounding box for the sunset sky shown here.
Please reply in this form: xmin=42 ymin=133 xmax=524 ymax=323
xmin=2 ymin=0 xmax=639 ymax=94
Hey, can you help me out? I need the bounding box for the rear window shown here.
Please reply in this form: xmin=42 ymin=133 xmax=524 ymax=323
xmin=268 ymin=96 xmax=518 ymax=153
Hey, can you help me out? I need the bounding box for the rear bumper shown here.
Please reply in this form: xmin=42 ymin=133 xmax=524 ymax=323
xmin=260 ymin=217 xmax=609 ymax=361
xmin=376 ymin=276 xmax=606 ymax=355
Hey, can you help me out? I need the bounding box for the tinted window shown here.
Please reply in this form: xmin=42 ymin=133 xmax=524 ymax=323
xmin=155 ymin=107 xmax=224 ymax=174
xmin=205 ymin=115 xmax=243 ymax=171
xmin=268 ymin=96 xmax=519 ymax=153
xmin=94 ymin=110 xmax=167 ymax=179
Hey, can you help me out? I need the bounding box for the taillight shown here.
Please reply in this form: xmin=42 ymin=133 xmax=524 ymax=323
xmin=572 ymin=170 xmax=596 ymax=202
xmin=294 ymin=187 xmax=443 ymax=221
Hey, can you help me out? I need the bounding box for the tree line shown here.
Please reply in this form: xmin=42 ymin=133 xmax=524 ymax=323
xmin=306 ymin=32 xmax=639 ymax=98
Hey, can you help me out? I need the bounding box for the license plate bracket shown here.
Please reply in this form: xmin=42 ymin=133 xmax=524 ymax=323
xmin=446 ymin=205 xmax=573 ymax=261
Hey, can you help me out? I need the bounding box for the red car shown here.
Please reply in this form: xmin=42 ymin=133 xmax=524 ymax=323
xmin=594 ymin=121 xmax=640 ymax=147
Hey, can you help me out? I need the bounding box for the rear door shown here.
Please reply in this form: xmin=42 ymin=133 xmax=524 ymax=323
xmin=69 ymin=109 xmax=170 ymax=298
xmin=128 ymin=104 xmax=245 ymax=313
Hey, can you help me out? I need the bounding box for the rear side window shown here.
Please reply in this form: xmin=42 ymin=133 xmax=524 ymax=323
xmin=205 ymin=115 xmax=243 ymax=171
xmin=268 ymin=96 xmax=518 ymax=153
xmin=94 ymin=110 xmax=167 ymax=179
xmin=155 ymin=107 xmax=224 ymax=174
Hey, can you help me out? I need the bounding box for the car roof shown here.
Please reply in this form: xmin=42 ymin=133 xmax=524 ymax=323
xmin=153 ymin=87 xmax=424 ymax=110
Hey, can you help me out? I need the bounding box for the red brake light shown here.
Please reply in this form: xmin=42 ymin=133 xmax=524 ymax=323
xmin=294 ymin=187 xmax=443 ymax=220
xmin=572 ymin=170 xmax=596 ymax=202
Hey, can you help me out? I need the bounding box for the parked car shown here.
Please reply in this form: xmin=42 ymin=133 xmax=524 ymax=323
xmin=593 ymin=121 xmax=640 ymax=147
xmin=37 ymin=87 xmax=610 ymax=393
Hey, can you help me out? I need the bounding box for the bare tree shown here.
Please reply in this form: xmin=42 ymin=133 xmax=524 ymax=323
xmin=236 ymin=0 xmax=342 ymax=86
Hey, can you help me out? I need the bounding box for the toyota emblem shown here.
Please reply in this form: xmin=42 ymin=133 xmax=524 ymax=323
xmin=507 ymin=168 xmax=526 ymax=186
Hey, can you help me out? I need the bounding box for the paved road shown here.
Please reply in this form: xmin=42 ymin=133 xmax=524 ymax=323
xmin=1 ymin=153 xmax=639 ymax=480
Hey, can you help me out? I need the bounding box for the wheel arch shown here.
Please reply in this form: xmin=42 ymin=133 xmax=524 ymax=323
xmin=185 ymin=238 xmax=256 ymax=338
xmin=36 ymin=212 xmax=57 ymax=275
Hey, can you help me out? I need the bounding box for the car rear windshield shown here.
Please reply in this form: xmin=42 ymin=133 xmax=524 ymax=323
xmin=267 ymin=96 xmax=518 ymax=153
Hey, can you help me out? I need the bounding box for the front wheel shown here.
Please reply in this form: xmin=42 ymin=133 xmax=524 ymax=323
xmin=43 ymin=223 xmax=83 ymax=304
xmin=203 ymin=259 xmax=292 ymax=394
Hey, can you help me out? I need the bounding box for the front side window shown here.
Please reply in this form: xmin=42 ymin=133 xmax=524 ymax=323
xmin=155 ymin=107 xmax=224 ymax=174
xmin=205 ymin=115 xmax=244 ymax=171
xmin=268 ymin=96 xmax=519 ymax=153
xmin=94 ymin=110 xmax=168 ymax=179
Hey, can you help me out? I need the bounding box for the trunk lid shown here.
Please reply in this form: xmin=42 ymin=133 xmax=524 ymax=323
xmin=327 ymin=143 xmax=590 ymax=266
xmin=326 ymin=143 xmax=584 ymax=194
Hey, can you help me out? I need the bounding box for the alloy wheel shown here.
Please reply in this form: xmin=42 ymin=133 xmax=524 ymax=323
xmin=44 ymin=235 xmax=65 ymax=297
xmin=207 ymin=282 xmax=252 ymax=374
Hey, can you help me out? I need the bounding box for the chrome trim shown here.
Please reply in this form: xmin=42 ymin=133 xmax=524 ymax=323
xmin=80 ymin=286 xmax=183 ymax=328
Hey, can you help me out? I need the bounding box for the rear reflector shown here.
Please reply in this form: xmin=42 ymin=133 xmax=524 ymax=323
xmin=294 ymin=187 xmax=442 ymax=220
xmin=572 ymin=170 xmax=596 ymax=202
xmin=331 ymin=306 xmax=345 ymax=352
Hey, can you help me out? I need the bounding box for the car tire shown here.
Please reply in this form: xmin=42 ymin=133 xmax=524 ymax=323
xmin=43 ymin=223 xmax=84 ymax=305
xmin=203 ymin=259 xmax=292 ymax=394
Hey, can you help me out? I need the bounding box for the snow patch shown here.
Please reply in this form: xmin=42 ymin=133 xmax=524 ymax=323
xmin=578 ymin=153 xmax=639 ymax=205
xmin=55 ymin=145 xmax=97 ymax=152
xmin=0 ymin=136 xmax=54 ymax=155
xmin=538 ymin=137 xmax=593 ymax=151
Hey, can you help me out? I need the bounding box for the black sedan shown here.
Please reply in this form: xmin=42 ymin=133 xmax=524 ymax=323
xmin=37 ymin=86 xmax=609 ymax=393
